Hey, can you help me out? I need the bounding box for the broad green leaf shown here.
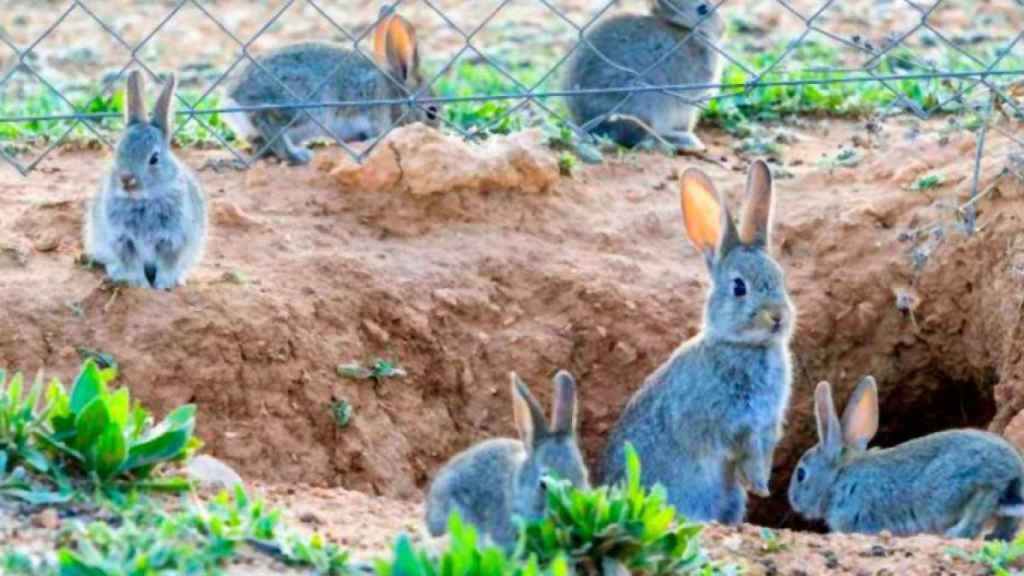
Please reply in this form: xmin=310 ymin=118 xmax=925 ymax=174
xmin=95 ymin=422 xmax=127 ymax=480
xmin=123 ymin=428 xmax=192 ymax=473
xmin=141 ymin=404 xmax=196 ymax=442
xmin=73 ymin=397 xmax=111 ymax=456
xmin=56 ymin=550 xmax=106 ymax=576
xmin=8 ymin=372 xmax=23 ymax=405
xmin=107 ymin=388 xmax=130 ymax=428
xmin=70 ymin=360 xmax=106 ymax=415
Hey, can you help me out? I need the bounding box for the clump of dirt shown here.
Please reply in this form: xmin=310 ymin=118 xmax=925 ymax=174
xmin=318 ymin=124 xmax=559 ymax=197
xmin=1 ymin=117 xmax=1023 ymax=545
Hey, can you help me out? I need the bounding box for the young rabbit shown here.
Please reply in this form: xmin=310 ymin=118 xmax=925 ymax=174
xmin=789 ymin=376 xmax=1024 ymax=540
xmin=225 ymin=8 xmax=441 ymax=166
xmin=601 ymin=160 xmax=793 ymax=524
xmin=564 ymin=0 xmax=725 ymax=151
xmin=84 ymin=70 xmax=208 ymax=290
xmin=425 ymin=370 xmax=589 ymax=549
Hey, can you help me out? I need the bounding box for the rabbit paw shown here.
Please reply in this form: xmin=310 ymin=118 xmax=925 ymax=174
xmin=662 ymin=131 xmax=706 ymax=153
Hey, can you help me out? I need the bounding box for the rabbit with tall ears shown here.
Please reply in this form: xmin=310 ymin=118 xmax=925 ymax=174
xmin=601 ymin=160 xmax=793 ymax=524
xmin=789 ymin=377 xmax=1024 ymax=540
xmin=426 ymin=371 xmax=589 ymax=549
xmin=85 ymin=70 xmax=208 ymax=290
xmin=225 ymin=8 xmax=441 ymax=166
xmin=564 ymin=0 xmax=724 ymax=152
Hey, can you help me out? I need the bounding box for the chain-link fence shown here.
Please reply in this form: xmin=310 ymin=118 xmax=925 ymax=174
xmin=2 ymin=0 xmax=1023 ymax=226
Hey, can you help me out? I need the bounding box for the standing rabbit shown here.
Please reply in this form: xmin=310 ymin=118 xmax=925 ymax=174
xmin=85 ymin=70 xmax=208 ymax=290
xmin=789 ymin=376 xmax=1024 ymax=540
xmin=601 ymin=160 xmax=793 ymax=524
xmin=225 ymin=8 xmax=441 ymax=166
xmin=426 ymin=370 xmax=589 ymax=549
xmin=564 ymin=0 xmax=724 ymax=151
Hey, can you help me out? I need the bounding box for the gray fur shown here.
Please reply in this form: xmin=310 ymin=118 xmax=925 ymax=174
xmin=601 ymin=160 xmax=793 ymax=524
xmin=425 ymin=370 xmax=589 ymax=549
xmin=563 ymin=0 xmax=724 ymax=151
xmin=84 ymin=70 xmax=208 ymax=290
xmin=226 ymin=11 xmax=440 ymax=166
xmin=789 ymin=377 xmax=1024 ymax=541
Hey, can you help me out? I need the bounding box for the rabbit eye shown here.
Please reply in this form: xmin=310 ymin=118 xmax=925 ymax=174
xmin=796 ymin=466 xmax=806 ymax=483
xmin=732 ymin=278 xmax=747 ymax=297
xmin=696 ymin=4 xmax=710 ymax=15
xmin=149 ymin=152 xmax=160 ymax=166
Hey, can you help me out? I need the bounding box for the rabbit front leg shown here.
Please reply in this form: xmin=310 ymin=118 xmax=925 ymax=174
xmin=106 ymin=235 xmax=148 ymax=287
xmin=735 ymin=428 xmax=773 ymax=498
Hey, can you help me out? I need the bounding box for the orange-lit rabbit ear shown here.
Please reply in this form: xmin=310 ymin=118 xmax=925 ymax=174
xmin=679 ymin=168 xmax=738 ymax=268
xmin=841 ymin=376 xmax=879 ymax=452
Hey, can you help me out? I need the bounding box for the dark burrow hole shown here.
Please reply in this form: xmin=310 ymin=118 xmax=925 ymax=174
xmin=750 ymin=368 xmax=998 ymax=532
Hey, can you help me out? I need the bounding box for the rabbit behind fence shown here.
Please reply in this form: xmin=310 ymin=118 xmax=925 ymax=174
xmin=789 ymin=376 xmax=1024 ymax=540
xmin=225 ymin=8 xmax=441 ymax=166
xmin=84 ymin=70 xmax=208 ymax=291
xmin=564 ymin=0 xmax=725 ymax=152
xmin=601 ymin=160 xmax=794 ymax=524
xmin=425 ymin=371 xmax=589 ymax=549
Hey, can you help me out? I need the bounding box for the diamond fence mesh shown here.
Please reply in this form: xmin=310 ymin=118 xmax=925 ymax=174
xmin=1 ymin=0 xmax=1023 ymax=229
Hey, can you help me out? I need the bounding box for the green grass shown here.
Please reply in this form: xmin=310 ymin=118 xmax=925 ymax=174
xmin=3 ymin=39 xmax=1019 ymax=151
xmin=948 ymin=533 xmax=1024 ymax=576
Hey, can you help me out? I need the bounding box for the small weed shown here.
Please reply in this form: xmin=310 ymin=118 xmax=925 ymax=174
xmin=331 ymin=399 xmax=353 ymax=428
xmin=910 ymin=173 xmax=945 ymax=191
xmin=759 ymin=527 xmax=787 ymax=554
xmin=558 ymin=152 xmax=577 ymax=177
xmin=337 ymin=359 xmax=406 ymax=384
xmin=74 ymin=347 xmax=117 ymax=371
xmin=819 ymin=147 xmax=861 ymax=169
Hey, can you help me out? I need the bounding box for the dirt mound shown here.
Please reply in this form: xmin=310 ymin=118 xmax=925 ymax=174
xmin=1 ymin=119 xmax=1023 ymax=532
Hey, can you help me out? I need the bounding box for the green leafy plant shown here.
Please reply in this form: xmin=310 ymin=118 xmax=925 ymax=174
xmin=948 ymin=533 xmax=1024 ymax=576
xmin=0 ymin=370 xmax=51 ymax=473
xmin=56 ymin=487 xmax=350 ymax=576
xmin=337 ymin=359 xmax=407 ymax=384
xmin=38 ymin=359 xmax=199 ymax=490
xmin=758 ymin=527 xmax=786 ymax=554
xmin=519 ymin=443 xmax=720 ymax=575
xmin=376 ymin=513 xmax=565 ymax=576
xmin=910 ymin=173 xmax=945 ymax=191
xmin=331 ymin=399 xmax=353 ymax=428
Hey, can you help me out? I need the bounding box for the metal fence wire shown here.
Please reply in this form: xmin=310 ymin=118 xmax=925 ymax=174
xmin=1 ymin=0 xmax=1023 ymax=216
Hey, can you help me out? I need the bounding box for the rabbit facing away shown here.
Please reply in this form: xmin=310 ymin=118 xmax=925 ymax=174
xmin=426 ymin=371 xmax=589 ymax=549
xmin=225 ymin=9 xmax=441 ymax=166
xmin=601 ymin=160 xmax=793 ymax=524
xmin=789 ymin=377 xmax=1024 ymax=540
xmin=564 ymin=0 xmax=724 ymax=152
xmin=85 ymin=70 xmax=208 ymax=290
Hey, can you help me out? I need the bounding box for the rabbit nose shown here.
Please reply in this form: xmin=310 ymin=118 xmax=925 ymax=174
xmin=120 ymin=173 xmax=139 ymax=191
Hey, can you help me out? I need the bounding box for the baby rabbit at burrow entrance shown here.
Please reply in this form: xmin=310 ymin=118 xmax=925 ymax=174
xmin=564 ymin=0 xmax=724 ymax=152
xmin=601 ymin=160 xmax=793 ymax=524
xmin=225 ymin=8 xmax=441 ymax=166
xmin=426 ymin=371 xmax=589 ymax=549
xmin=84 ymin=70 xmax=208 ymax=290
xmin=790 ymin=376 xmax=1024 ymax=540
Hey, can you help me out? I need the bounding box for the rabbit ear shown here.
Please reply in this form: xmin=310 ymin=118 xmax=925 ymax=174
xmin=814 ymin=381 xmax=842 ymax=457
xmin=550 ymin=370 xmax=577 ymax=435
xmin=510 ymin=373 xmax=549 ymax=449
xmin=125 ymin=70 xmax=146 ymax=125
xmin=375 ymin=12 xmax=419 ymax=84
xmin=738 ymin=159 xmax=774 ymax=247
xmin=679 ymin=167 xmax=739 ymax=269
xmin=152 ymin=73 xmax=178 ymax=139
xmin=841 ymin=376 xmax=879 ymax=451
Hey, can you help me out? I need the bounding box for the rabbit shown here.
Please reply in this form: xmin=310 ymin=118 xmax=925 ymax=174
xmin=601 ymin=160 xmax=793 ymax=525
xmin=564 ymin=0 xmax=725 ymax=152
xmin=425 ymin=370 xmax=589 ymax=549
xmin=84 ymin=70 xmax=208 ymax=291
xmin=225 ymin=8 xmax=441 ymax=166
xmin=789 ymin=376 xmax=1024 ymax=541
